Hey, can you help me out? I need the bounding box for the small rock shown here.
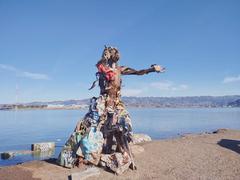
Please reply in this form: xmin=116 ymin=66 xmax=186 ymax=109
xmin=1 ymin=150 xmax=33 ymax=160
xmin=1 ymin=152 xmax=14 ymax=159
xmin=212 ymin=129 xmax=228 ymax=134
xmin=132 ymin=134 xmax=152 ymax=144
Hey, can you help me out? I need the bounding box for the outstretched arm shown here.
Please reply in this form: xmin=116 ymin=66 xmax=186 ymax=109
xmin=120 ymin=65 xmax=165 ymax=75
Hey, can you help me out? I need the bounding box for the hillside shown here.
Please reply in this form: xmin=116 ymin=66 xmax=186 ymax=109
xmin=228 ymin=99 xmax=240 ymax=107
xmin=1 ymin=95 xmax=240 ymax=109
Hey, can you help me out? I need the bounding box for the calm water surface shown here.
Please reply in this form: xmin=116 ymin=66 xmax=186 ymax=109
xmin=0 ymin=108 xmax=239 ymax=166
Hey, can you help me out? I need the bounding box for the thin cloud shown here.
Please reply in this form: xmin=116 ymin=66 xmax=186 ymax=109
xmin=0 ymin=63 xmax=50 ymax=80
xmin=122 ymin=88 xmax=143 ymax=96
xmin=223 ymin=75 xmax=240 ymax=83
xmin=0 ymin=64 xmax=17 ymax=71
xmin=20 ymin=71 xmax=50 ymax=80
xmin=150 ymin=81 xmax=188 ymax=91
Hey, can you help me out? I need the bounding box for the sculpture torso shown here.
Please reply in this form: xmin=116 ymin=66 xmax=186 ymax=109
xmin=98 ymin=64 xmax=123 ymax=112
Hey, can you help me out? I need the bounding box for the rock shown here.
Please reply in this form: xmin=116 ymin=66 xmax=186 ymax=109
xmin=131 ymin=145 xmax=145 ymax=155
xmin=31 ymin=142 xmax=55 ymax=152
xmin=132 ymin=134 xmax=152 ymax=144
xmin=1 ymin=142 xmax=55 ymax=160
xmin=212 ymin=129 xmax=228 ymax=134
xmin=1 ymin=152 xmax=14 ymax=159
xmin=71 ymin=167 xmax=100 ymax=180
xmin=1 ymin=150 xmax=33 ymax=160
xmin=100 ymin=153 xmax=131 ymax=175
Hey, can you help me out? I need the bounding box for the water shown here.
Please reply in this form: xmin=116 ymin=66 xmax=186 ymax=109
xmin=0 ymin=108 xmax=239 ymax=166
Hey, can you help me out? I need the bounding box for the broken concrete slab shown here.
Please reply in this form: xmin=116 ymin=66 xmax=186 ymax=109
xmin=31 ymin=142 xmax=55 ymax=152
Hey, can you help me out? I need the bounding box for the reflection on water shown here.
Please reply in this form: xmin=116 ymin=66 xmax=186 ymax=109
xmin=1 ymin=150 xmax=54 ymax=160
xmin=0 ymin=108 xmax=239 ymax=166
xmin=32 ymin=150 xmax=55 ymax=159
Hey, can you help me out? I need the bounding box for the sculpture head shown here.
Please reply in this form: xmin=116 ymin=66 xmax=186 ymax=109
xmin=97 ymin=46 xmax=120 ymax=67
xmin=102 ymin=45 xmax=120 ymax=63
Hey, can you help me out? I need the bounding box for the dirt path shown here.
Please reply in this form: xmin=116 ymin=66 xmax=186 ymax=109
xmin=1 ymin=129 xmax=239 ymax=180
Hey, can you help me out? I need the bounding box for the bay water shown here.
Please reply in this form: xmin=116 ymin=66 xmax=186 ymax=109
xmin=0 ymin=108 xmax=239 ymax=166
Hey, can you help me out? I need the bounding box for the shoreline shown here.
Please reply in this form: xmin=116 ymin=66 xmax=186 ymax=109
xmin=0 ymin=106 xmax=239 ymax=111
xmin=0 ymin=129 xmax=239 ymax=180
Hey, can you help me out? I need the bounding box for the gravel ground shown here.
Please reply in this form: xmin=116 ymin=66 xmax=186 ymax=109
xmin=0 ymin=129 xmax=239 ymax=180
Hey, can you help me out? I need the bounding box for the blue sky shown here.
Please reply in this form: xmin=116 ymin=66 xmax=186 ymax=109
xmin=0 ymin=0 xmax=240 ymax=103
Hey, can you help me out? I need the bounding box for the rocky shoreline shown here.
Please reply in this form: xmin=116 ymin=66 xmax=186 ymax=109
xmin=0 ymin=129 xmax=240 ymax=180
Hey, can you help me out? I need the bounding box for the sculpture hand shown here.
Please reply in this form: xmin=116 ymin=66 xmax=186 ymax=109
xmin=152 ymin=64 xmax=166 ymax=73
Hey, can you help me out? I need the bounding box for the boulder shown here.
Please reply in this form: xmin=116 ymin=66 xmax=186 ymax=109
xmin=132 ymin=134 xmax=152 ymax=144
xmin=1 ymin=152 xmax=14 ymax=159
xmin=1 ymin=150 xmax=33 ymax=160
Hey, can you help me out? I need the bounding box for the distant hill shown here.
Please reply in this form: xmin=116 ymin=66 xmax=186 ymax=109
xmin=26 ymin=99 xmax=90 ymax=106
xmin=1 ymin=95 xmax=240 ymax=109
xmin=122 ymin=96 xmax=240 ymax=108
xmin=228 ymin=99 xmax=240 ymax=107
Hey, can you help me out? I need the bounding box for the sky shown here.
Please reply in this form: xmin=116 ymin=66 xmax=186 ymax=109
xmin=0 ymin=0 xmax=240 ymax=103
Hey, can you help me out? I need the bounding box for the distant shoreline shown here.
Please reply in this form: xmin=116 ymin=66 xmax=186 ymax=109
xmin=0 ymin=106 xmax=239 ymax=111
xmin=1 ymin=95 xmax=240 ymax=110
